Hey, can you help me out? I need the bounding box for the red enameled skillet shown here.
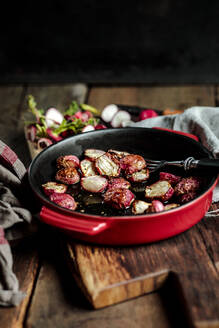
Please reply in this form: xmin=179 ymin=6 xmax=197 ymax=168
xmin=28 ymin=127 xmax=218 ymax=245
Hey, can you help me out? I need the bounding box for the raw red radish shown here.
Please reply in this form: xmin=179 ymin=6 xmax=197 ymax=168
xmin=50 ymin=193 xmax=77 ymax=210
xmin=80 ymin=159 xmax=97 ymax=176
xmin=37 ymin=138 xmax=53 ymax=149
xmin=132 ymin=200 xmax=151 ymax=214
xmin=27 ymin=125 xmax=37 ymax=142
xmin=57 ymin=155 xmax=80 ymax=169
xmin=111 ymin=110 xmax=131 ymax=128
xmin=82 ymin=125 xmax=95 ymax=133
xmin=95 ymin=124 xmax=107 ymax=130
xmin=139 ymin=109 xmax=158 ymax=121
xmin=45 ymin=107 xmax=64 ymax=127
xmin=42 ymin=182 xmax=67 ymax=195
xmin=55 ymin=167 xmax=80 ymax=185
xmin=151 ymin=200 xmax=164 ymax=212
xmin=101 ymin=104 xmax=119 ymax=123
xmin=81 ymin=175 xmax=108 ymax=193
xmin=46 ymin=128 xmax=63 ymax=142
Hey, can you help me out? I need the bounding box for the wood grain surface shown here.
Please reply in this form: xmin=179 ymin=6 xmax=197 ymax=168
xmin=1 ymin=84 xmax=219 ymax=328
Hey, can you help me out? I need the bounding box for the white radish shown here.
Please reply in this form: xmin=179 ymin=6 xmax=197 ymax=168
xmin=45 ymin=107 xmax=64 ymax=127
xmin=101 ymin=104 xmax=119 ymax=123
xmin=111 ymin=110 xmax=131 ymax=128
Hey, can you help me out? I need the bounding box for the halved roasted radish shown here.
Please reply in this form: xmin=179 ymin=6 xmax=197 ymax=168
xmin=57 ymin=155 xmax=80 ymax=169
xmin=127 ymin=168 xmax=149 ymax=182
xmin=174 ymin=177 xmax=201 ymax=196
xmin=111 ymin=110 xmax=131 ymax=128
xmin=108 ymin=177 xmax=130 ymax=190
xmin=101 ymin=104 xmax=119 ymax=123
xmin=108 ymin=149 xmax=130 ymax=158
xmin=132 ymin=200 xmax=151 ymax=214
xmin=81 ymin=175 xmax=108 ymax=193
xmin=145 ymin=180 xmax=174 ymax=201
xmin=55 ymin=168 xmax=80 ymax=185
xmin=84 ymin=149 xmax=105 ymax=161
xmin=164 ymin=203 xmax=180 ymax=211
xmin=104 ymin=188 xmax=135 ymax=209
xmin=95 ymin=153 xmax=120 ymax=177
xmin=120 ymin=154 xmax=146 ymax=174
xmin=80 ymin=159 xmax=97 ymax=176
xmin=42 ymin=182 xmax=67 ymax=196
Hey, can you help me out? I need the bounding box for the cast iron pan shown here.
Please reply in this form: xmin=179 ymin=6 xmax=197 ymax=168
xmin=28 ymin=128 xmax=218 ymax=245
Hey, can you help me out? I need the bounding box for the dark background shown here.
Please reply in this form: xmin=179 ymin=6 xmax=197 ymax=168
xmin=1 ymin=0 xmax=219 ymax=84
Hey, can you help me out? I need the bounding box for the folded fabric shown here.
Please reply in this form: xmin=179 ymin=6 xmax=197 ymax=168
xmin=127 ymin=106 xmax=219 ymax=208
xmin=0 ymin=141 xmax=34 ymax=306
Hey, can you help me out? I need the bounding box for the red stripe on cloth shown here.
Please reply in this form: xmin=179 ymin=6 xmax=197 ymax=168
xmin=0 ymin=228 xmax=8 ymax=245
xmin=1 ymin=145 xmax=18 ymax=165
xmin=0 ymin=140 xmax=26 ymax=180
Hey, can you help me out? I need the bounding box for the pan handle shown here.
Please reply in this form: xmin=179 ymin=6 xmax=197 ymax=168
xmin=40 ymin=206 xmax=109 ymax=236
xmin=152 ymin=127 xmax=199 ymax=142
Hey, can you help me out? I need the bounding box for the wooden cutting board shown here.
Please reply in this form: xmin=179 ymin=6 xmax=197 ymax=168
xmin=25 ymin=85 xmax=219 ymax=328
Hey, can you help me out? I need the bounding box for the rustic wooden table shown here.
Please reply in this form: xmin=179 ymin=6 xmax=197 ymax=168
xmin=0 ymin=84 xmax=219 ymax=328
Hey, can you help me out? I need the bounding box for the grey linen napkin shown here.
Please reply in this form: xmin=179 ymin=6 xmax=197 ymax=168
xmin=0 ymin=141 xmax=33 ymax=306
xmin=127 ymin=106 xmax=219 ymax=215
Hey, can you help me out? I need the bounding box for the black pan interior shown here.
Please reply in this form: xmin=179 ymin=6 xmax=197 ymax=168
xmin=28 ymin=128 xmax=217 ymax=216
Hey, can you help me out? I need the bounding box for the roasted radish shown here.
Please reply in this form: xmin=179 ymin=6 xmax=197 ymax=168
xmin=120 ymin=154 xmax=146 ymax=175
xmin=108 ymin=177 xmax=131 ymax=190
xmin=55 ymin=167 xmax=80 ymax=185
xmin=95 ymin=153 xmax=121 ymax=177
xmin=159 ymin=172 xmax=181 ymax=185
xmin=42 ymin=182 xmax=67 ymax=195
xmin=81 ymin=175 xmax=108 ymax=193
xmin=50 ymin=193 xmax=77 ymax=210
xmin=127 ymin=168 xmax=149 ymax=182
xmin=177 ymin=191 xmax=197 ymax=204
xmin=80 ymin=159 xmax=97 ymax=176
xmin=57 ymin=155 xmax=80 ymax=169
xmin=132 ymin=200 xmax=151 ymax=214
xmin=145 ymin=180 xmax=174 ymax=201
xmin=151 ymin=200 xmax=165 ymax=213
xmin=104 ymin=188 xmax=135 ymax=209
xmin=108 ymin=149 xmax=130 ymax=158
xmin=164 ymin=203 xmax=180 ymax=211
xmin=174 ymin=177 xmax=201 ymax=196
xmin=84 ymin=149 xmax=105 ymax=161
